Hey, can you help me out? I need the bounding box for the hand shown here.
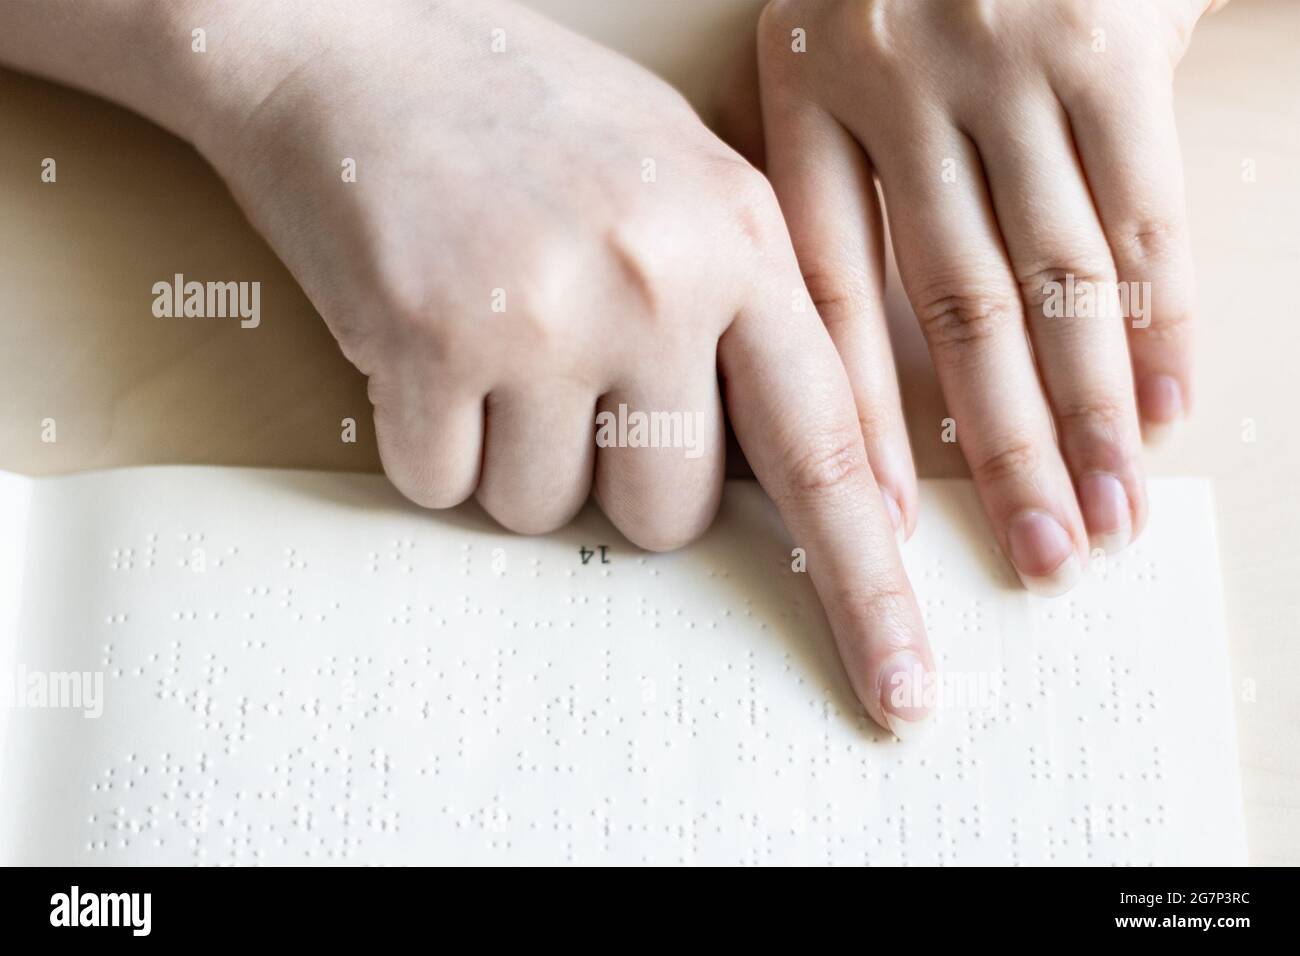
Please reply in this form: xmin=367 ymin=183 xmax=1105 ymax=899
xmin=182 ymin=0 xmax=934 ymax=734
xmin=752 ymin=0 xmax=1219 ymax=594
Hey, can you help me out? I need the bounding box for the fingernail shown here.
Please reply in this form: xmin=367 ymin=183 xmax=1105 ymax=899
xmin=1140 ymin=374 xmax=1184 ymax=445
xmin=882 ymin=492 xmax=905 ymax=543
xmin=877 ymin=650 xmax=931 ymax=739
xmin=1078 ymin=472 xmax=1132 ymax=554
xmin=1006 ymin=510 xmax=1081 ymax=597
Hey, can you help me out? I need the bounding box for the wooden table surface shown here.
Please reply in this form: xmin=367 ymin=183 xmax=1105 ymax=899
xmin=1 ymin=0 xmax=1296 ymax=863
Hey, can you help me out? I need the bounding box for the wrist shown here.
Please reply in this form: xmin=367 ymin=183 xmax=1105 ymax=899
xmin=0 ymin=0 xmax=317 ymax=159
xmin=150 ymin=1 xmax=333 ymax=163
xmin=178 ymin=0 xmax=512 ymax=170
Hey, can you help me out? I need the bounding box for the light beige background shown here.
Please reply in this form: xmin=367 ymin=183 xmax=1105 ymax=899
xmin=1 ymin=0 xmax=1296 ymax=863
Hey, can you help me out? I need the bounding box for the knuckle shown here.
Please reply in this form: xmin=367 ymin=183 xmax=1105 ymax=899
xmin=914 ymin=286 xmax=1020 ymax=356
xmin=374 ymin=258 xmax=444 ymax=333
xmin=519 ymin=311 xmax=567 ymax=351
xmin=838 ymin=0 xmax=898 ymax=60
xmin=802 ymin=264 xmax=878 ymax=328
xmin=756 ymin=1 xmax=787 ymax=47
xmin=854 ymin=397 xmax=899 ymax=445
xmin=833 ymin=581 xmax=915 ymax=635
xmin=724 ymin=164 xmax=784 ymax=249
xmin=782 ymin=431 xmax=870 ymax=500
xmin=1055 ymin=397 xmax=1132 ymax=440
xmin=1056 ymin=399 xmax=1140 ymax=473
xmin=970 ymin=439 xmax=1042 ymax=487
xmin=1110 ymin=219 xmax=1185 ymax=266
xmin=1016 ymin=261 xmax=1117 ymax=314
xmin=603 ymin=223 xmax=670 ymax=321
xmin=757 ymin=1 xmax=803 ymax=65
xmin=373 ymin=273 xmax=467 ymax=359
xmin=1134 ymin=305 xmax=1193 ymax=344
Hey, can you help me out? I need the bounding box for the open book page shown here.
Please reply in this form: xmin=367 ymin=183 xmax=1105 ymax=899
xmin=0 ymin=467 xmax=1245 ymax=865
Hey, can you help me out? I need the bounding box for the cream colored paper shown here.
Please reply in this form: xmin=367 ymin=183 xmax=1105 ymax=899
xmin=0 ymin=468 xmax=1245 ymax=865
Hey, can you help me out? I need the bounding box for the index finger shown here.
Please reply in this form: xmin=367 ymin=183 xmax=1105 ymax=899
xmin=718 ymin=265 xmax=934 ymax=738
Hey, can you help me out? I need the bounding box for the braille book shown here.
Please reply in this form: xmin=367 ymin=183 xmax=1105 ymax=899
xmin=0 ymin=468 xmax=1246 ymax=865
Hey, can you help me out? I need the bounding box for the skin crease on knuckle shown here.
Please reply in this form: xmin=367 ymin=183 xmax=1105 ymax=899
xmin=801 ymin=265 xmax=880 ymax=332
xmin=1109 ymin=219 xmax=1186 ymax=270
xmin=765 ymin=0 xmax=1191 ymax=121
xmin=968 ymin=439 xmax=1043 ymax=492
xmin=712 ymin=162 xmax=786 ymax=258
xmin=831 ymin=580 xmax=916 ymax=650
xmin=914 ymin=287 xmax=1021 ymax=359
xmin=781 ymin=431 xmax=872 ymax=504
xmin=1015 ymin=263 xmax=1118 ymax=317
xmin=1055 ymin=400 xmax=1143 ymax=495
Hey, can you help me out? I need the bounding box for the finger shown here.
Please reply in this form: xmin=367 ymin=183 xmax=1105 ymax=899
xmin=761 ymin=96 xmax=917 ymax=540
xmin=971 ymin=95 xmax=1146 ymax=553
xmin=719 ymin=264 xmax=932 ymax=737
xmin=1063 ymin=80 xmax=1196 ymax=443
xmin=476 ymin=382 xmax=596 ymax=534
xmin=867 ymin=123 xmax=1087 ymax=594
xmin=594 ymin=362 xmax=725 ymax=553
xmin=371 ymin=372 xmax=484 ymax=509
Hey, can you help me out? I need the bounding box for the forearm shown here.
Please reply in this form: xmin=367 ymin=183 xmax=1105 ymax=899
xmin=0 ymin=0 xmax=528 ymax=171
xmin=0 ymin=1 xmax=350 ymax=157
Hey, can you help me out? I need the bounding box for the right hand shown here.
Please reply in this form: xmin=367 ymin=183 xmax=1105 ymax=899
xmin=744 ymin=0 xmax=1219 ymax=595
xmin=187 ymin=0 xmax=934 ymax=734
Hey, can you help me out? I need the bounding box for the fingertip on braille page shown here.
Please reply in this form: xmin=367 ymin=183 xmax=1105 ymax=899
xmin=884 ymin=710 xmax=934 ymax=741
xmin=877 ymin=650 xmax=932 ymax=740
xmin=1078 ymin=472 xmax=1132 ymax=556
xmin=1142 ymin=419 xmax=1183 ymax=446
xmin=1006 ymin=510 xmax=1082 ymax=597
xmin=1140 ymin=374 xmax=1185 ymax=446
